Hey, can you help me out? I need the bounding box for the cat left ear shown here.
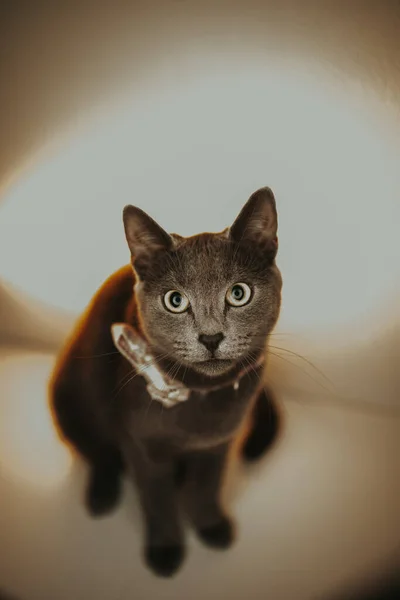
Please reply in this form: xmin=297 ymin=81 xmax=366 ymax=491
xmin=229 ymin=187 xmax=278 ymax=256
xmin=123 ymin=205 xmax=174 ymax=276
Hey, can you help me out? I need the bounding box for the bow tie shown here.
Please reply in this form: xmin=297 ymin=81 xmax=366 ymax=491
xmin=111 ymin=323 xmax=264 ymax=408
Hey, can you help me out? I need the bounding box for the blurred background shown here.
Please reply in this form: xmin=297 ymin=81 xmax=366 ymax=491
xmin=0 ymin=2 xmax=399 ymax=599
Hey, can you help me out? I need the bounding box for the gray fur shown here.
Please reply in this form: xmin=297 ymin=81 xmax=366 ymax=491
xmin=51 ymin=186 xmax=282 ymax=578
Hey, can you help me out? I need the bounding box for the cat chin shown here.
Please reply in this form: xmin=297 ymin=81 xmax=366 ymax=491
xmin=191 ymin=359 xmax=235 ymax=377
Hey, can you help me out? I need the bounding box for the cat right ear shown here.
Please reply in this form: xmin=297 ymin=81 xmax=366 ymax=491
xmin=123 ymin=205 xmax=173 ymax=277
xmin=229 ymin=187 xmax=278 ymax=257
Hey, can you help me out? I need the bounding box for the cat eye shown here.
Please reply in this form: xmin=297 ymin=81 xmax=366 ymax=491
xmin=226 ymin=283 xmax=252 ymax=307
xmin=163 ymin=290 xmax=190 ymax=313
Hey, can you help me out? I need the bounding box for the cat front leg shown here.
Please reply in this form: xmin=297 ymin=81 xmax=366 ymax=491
xmin=183 ymin=442 xmax=234 ymax=550
xmin=242 ymin=385 xmax=280 ymax=462
xmin=85 ymin=445 xmax=124 ymax=516
xmin=121 ymin=438 xmax=185 ymax=577
xmin=50 ymin=377 xmax=124 ymax=516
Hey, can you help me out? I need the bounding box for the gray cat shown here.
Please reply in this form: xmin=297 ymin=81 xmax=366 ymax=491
xmin=49 ymin=186 xmax=282 ymax=577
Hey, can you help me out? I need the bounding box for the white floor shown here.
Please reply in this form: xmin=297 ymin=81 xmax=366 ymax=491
xmin=0 ymin=333 xmax=399 ymax=600
xmin=0 ymin=57 xmax=399 ymax=600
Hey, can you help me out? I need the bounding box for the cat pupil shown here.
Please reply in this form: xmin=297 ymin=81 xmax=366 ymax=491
xmin=233 ymin=286 xmax=243 ymax=299
xmin=171 ymin=293 xmax=182 ymax=306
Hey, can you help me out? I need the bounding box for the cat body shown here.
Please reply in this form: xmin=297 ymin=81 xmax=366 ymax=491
xmin=50 ymin=187 xmax=282 ymax=576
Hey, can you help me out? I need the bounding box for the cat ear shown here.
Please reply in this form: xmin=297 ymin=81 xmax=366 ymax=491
xmin=229 ymin=187 xmax=278 ymax=256
xmin=123 ymin=205 xmax=173 ymax=276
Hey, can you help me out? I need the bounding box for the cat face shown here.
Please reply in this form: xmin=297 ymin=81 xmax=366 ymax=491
xmin=122 ymin=187 xmax=282 ymax=377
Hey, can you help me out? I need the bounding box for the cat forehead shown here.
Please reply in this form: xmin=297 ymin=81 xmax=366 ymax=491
xmin=171 ymin=234 xmax=239 ymax=279
xmin=141 ymin=232 xmax=269 ymax=290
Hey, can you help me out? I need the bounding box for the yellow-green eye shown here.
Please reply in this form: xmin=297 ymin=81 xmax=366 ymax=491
xmin=226 ymin=283 xmax=252 ymax=307
xmin=163 ymin=290 xmax=190 ymax=313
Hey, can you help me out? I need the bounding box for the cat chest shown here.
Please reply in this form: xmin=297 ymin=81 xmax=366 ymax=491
xmin=123 ymin=376 xmax=261 ymax=449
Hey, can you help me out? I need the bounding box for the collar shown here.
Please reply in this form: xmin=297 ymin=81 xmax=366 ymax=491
xmin=146 ymin=352 xmax=265 ymax=408
xmin=111 ymin=323 xmax=265 ymax=408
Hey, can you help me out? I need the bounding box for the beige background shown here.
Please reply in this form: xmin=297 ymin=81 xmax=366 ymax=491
xmin=0 ymin=3 xmax=399 ymax=599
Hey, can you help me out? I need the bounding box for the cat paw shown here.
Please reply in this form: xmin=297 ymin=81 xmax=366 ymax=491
xmin=85 ymin=467 xmax=122 ymax=517
xmin=145 ymin=544 xmax=185 ymax=578
xmin=197 ymin=516 xmax=235 ymax=549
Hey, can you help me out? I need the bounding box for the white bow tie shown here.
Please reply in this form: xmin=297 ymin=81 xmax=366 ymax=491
xmin=111 ymin=323 xmax=263 ymax=408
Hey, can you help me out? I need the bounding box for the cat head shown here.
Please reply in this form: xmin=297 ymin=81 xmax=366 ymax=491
xmin=121 ymin=187 xmax=282 ymax=377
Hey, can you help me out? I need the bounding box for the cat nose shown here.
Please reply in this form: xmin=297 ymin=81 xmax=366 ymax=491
xmin=198 ymin=332 xmax=224 ymax=353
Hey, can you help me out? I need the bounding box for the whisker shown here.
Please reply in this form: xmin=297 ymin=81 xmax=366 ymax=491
xmin=112 ymin=367 xmax=136 ymax=392
xmin=265 ymin=349 xmax=335 ymax=395
xmin=268 ymin=344 xmax=335 ymax=389
xmin=240 ymin=353 xmax=264 ymax=390
xmin=74 ymin=350 xmax=120 ymax=359
xmin=112 ymin=368 xmax=146 ymax=400
xmin=115 ymin=364 xmax=164 ymax=399
xmin=266 ymin=332 xmax=296 ymax=338
xmin=169 ymin=360 xmax=182 ymax=383
xmin=252 ymin=345 xmax=400 ymax=418
xmin=182 ymin=364 xmax=188 ymax=387
xmin=248 ymin=336 xmax=335 ymax=394
xmin=112 ymin=351 xmax=174 ymax=399
xmin=244 ymin=352 xmax=263 ymax=381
